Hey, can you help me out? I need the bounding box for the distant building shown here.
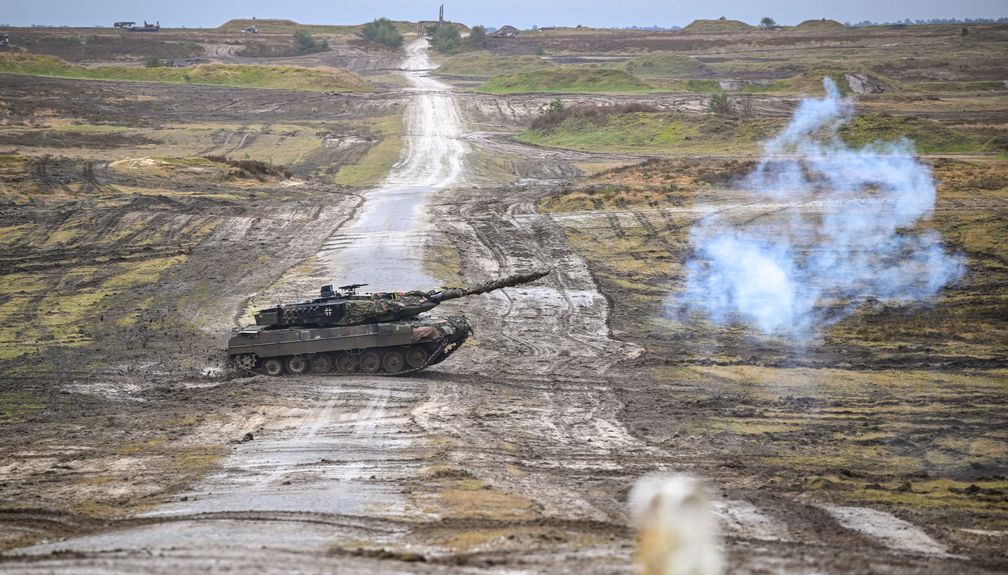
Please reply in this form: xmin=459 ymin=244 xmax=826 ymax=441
xmin=113 ymin=21 xmax=136 ymax=29
xmin=242 ymin=25 xmax=258 ymax=33
xmin=491 ymin=25 xmax=519 ymax=38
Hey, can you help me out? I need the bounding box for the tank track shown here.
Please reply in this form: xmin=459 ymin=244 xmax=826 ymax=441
xmin=231 ymin=339 xmax=464 ymax=377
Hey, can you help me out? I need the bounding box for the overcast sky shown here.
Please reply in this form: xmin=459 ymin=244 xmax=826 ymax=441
xmin=3 ymin=0 xmax=1005 ymax=28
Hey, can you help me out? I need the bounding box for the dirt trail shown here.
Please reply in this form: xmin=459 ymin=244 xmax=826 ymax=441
xmin=316 ymin=38 xmax=466 ymax=291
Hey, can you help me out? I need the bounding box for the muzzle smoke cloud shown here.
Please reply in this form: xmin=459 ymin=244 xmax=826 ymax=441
xmin=679 ymin=78 xmax=964 ymax=337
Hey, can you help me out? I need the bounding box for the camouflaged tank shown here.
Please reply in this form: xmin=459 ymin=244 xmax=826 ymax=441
xmin=227 ymin=270 xmax=548 ymax=376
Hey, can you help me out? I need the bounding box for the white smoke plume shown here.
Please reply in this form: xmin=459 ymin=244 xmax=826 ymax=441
xmin=679 ymin=78 xmax=964 ymax=337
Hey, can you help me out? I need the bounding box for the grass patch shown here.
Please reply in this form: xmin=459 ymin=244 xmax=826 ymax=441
xmin=435 ymin=51 xmax=555 ymax=78
xmin=0 ymin=256 xmax=188 ymax=359
xmin=903 ymin=81 xmax=1007 ymax=92
xmin=623 ymin=54 xmax=708 ymax=78
xmin=0 ymin=392 xmax=46 ymax=424
xmin=522 ymin=107 xmax=781 ymax=153
xmin=414 ymin=464 xmax=538 ymax=524
xmin=0 ymin=53 xmax=371 ymax=92
xmin=331 ymin=114 xmax=403 ymax=187
xmin=839 ymin=113 xmax=998 ymax=154
xmin=476 ymin=68 xmax=655 ymax=94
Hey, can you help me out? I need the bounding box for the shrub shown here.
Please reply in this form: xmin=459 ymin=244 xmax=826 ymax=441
xmin=429 ymin=24 xmax=461 ymax=53
xmin=468 ymin=25 xmax=487 ymax=48
xmin=293 ymin=29 xmax=328 ymax=54
xmin=144 ymin=57 xmax=163 ymax=68
xmin=707 ymin=92 xmax=732 ymax=115
xmin=760 ymin=17 xmax=776 ymax=28
xmin=361 ymin=17 xmax=402 ymax=49
xmin=205 ymin=155 xmax=292 ymax=180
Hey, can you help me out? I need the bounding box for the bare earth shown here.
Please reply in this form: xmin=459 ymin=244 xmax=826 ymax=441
xmin=0 ymin=24 xmax=1006 ymax=575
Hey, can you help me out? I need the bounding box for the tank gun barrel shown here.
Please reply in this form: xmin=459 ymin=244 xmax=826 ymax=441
xmin=431 ymin=269 xmax=550 ymax=302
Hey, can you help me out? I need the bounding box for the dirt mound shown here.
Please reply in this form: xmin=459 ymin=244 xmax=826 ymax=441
xmin=843 ymin=72 xmax=889 ymax=94
xmin=218 ymin=18 xmax=300 ymax=31
xmin=795 ymin=19 xmax=846 ymax=31
xmin=682 ymin=19 xmax=755 ymax=33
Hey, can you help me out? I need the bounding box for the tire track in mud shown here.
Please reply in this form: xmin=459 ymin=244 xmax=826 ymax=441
xmin=423 ymin=129 xmax=977 ymax=569
xmin=417 ymin=179 xmax=656 ymax=531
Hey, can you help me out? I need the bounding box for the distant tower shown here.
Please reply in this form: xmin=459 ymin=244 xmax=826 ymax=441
xmin=439 ymin=4 xmax=444 ymax=23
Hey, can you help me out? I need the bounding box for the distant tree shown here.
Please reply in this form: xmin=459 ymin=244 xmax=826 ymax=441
xmin=360 ymin=17 xmax=403 ymax=49
xmin=428 ymin=24 xmax=461 ymax=53
xmin=718 ymin=16 xmax=727 ymax=21
xmin=293 ymin=29 xmax=328 ymax=54
xmin=144 ymin=57 xmax=164 ymax=67
xmin=468 ymin=25 xmax=487 ymax=48
xmin=760 ymin=17 xmax=776 ymax=28
xmin=961 ymin=26 xmax=969 ymax=36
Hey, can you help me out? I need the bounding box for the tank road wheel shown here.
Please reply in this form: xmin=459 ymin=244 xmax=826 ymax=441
xmin=334 ymin=352 xmax=358 ymax=373
xmin=406 ymin=346 xmax=429 ymax=369
xmin=382 ymin=350 xmax=405 ymax=374
xmin=359 ymin=351 xmax=381 ymax=374
xmin=234 ymin=354 xmax=256 ymax=372
xmin=263 ymin=358 xmax=284 ymax=376
xmin=286 ymin=356 xmax=308 ymax=375
xmin=310 ymin=354 xmax=332 ymax=374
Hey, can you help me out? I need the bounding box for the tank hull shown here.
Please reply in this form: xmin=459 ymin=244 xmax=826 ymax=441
xmin=227 ymin=314 xmax=471 ymax=376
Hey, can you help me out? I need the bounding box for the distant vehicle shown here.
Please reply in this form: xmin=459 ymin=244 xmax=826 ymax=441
xmin=0 ymin=34 xmax=8 ymax=48
xmin=113 ymin=21 xmax=136 ymax=29
xmin=127 ymin=21 xmax=161 ymax=32
xmin=242 ymin=25 xmax=258 ymax=33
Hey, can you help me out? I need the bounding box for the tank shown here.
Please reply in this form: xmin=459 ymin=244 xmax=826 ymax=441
xmin=227 ymin=270 xmax=548 ymax=376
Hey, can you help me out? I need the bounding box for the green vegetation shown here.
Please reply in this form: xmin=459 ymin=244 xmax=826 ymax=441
xmin=428 ymin=24 xmax=462 ymax=53
xmin=332 ymin=115 xmax=404 ymax=187
xmin=477 ymin=68 xmax=654 ymax=94
xmin=839 ymin=113 xmax=997 ymax=154
xmin=760 ymin=17 xmax=776 ymax=28
xmin=623 ymin=54 xmax=708 ymax=78
xmin=0 ymin=54 xmax=371 ymax=92
xmin=293 ymin=29 xmax=328 ymax=54
xmin=435 ymin=52 xmax=555 ymax=78
xmin=522 ymin=105 xmax=780 ymax=153
xmin=521 ymin=103 xmax=1000 ymax=156
xmin=360 ymin=17 xmax=403 ymax=49
xmin=0 ymin=392 xmax=46 ymax=424
xmin=468 ymin=25 xmax=487 ymax=49
xmin=707 ymin=92 xmax=732 ymax=115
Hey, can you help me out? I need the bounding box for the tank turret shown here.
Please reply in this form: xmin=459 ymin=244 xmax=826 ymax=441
xmin=254 ymin=269 xmax=549 ymax=329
